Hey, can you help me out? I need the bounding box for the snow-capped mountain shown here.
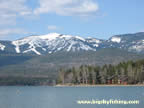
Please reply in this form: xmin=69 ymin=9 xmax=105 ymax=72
xmin=11 ymin=33 xmax=98 ymax=55
xmin=107 ymin=32 xmax=144 ymax=53
xmin=1 ymin=32 xmax=144 ymax=55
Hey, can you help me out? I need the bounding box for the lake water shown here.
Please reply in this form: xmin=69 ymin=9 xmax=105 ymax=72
xmin=0 ymin=86 xmax=143 ymax=108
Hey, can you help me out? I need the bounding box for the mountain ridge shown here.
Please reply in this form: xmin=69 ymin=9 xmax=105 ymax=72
xmin=0 ymin=32 xmax=144 ymax=55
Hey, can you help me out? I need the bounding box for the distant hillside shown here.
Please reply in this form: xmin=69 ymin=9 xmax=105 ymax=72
xmin=0 ymin=48 xmax=144 ymax=78
xmin=0 ymin=54 xmax=35 ymax=67
xmin=0 ymin=48 xmax=144 ymax=85
xmin=27 ymin=48 xmax=144 ymax=66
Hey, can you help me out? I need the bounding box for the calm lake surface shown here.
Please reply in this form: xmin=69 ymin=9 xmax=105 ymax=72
xmin=0 ymin=86 xmax=143 ymax=108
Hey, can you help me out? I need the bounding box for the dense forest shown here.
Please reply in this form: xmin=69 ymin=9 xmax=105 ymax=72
xmin=57 ymin=59 xmax=144 ymax=85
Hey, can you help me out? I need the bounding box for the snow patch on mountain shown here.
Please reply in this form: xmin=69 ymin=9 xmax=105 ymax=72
xmin=0 ymin=43 xmax=5 ymax=51
xmin=79 ymin=43 xmax=95 ymax=51
xmin=12 ymin=36 xmax=44 ymax=55
xmin=86 ymin=38 xmax=102 ymax=43
xmin=23 ymin=48 xmax=41 ymax=55
xmin=111 ymin=37 xmax=121 ymax=43
xmin=128 ymin=40 xmax=144 ymax=52
xmin=12 ymin=41 xmax=20 ymax=53
xmin=66 ymin=40 xmax=95 ymax=52
xmin=60 ymin=35 xmax=72 ymax=39
xmin=67 ymin=41 xmax=75 ymax=52
xmin=86 ymin=38 xmax=102 ymax=48
xmin=38 ymin=33 xmax=60 ymax=40
xmin=93 ymin=44 xmax=99 ymax=47
xmin=75 ymin=36 xmax=85 ymax=41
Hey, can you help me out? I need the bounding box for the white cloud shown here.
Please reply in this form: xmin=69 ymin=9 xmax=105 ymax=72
xmin=0 ymin=0 xmax=32 ymax=25
xmin=34 ymin=0 xmax=99 ymax=16
xmin=0 ymin=28 xmax=29 ymax=36
xmin=0 ymin=0 xmax=99 ymax=26
xmin=48 ymin=25 xmax=58 ymax=30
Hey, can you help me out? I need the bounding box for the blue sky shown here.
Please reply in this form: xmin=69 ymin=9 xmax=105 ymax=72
xmin=0 ymin=0 xmax=144 ymax=40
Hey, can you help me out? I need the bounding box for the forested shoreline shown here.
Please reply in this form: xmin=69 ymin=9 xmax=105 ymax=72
xmin=57 ymin=59 xmax=144 ymax=85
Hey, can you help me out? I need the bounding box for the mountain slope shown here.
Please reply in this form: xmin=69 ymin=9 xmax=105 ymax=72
xmin=0 ymin=54 xmax=35 ymax=67
xmin=0 ymin=48 xmax=144 ymax=78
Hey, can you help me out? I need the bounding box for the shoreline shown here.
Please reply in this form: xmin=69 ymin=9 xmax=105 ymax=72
xmin=55 ymin=84 xmax=144 ymax=87
xmin=0 ymin=84 xmax=144 ymax=87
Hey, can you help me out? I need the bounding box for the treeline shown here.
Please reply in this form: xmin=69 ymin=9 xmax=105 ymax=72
xmin=57 ymin=59 xmax=144 ymax=85
xmin=0 ymin=76 xmax=56 ymax=86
